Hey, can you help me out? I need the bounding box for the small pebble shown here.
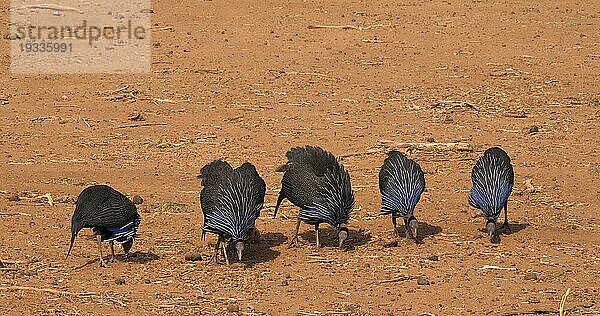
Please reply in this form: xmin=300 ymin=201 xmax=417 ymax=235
xmin=184 ymin=253 xmax=202 ymax=262
xmin=425 ymin=137 xmax=436 ymax=142
xmin=524 ymin=272 xmax=538 ymax=281
xmin=6 ymin=33 xmax=20 ymax=40
xmin=227 ymin=303 xmax=240 ymax=313
xmin=528 ymin=297 xmax=540 ymax=304
xmin=281 ymin=279 xmax=288 ymax=286
xmin=285 ymin=273 xmax=291 ymax=279
xmin=427 ymin=255 xmax=439 ymax=261
xmin=529 ymin=125 xmax=540 ymax=133
xmin=417 ymin=276 xmax=430 ymax=285
xmin=115 ymin=277 xmax=126 ymax=285
xmin=583 ymin=302 xmax=594 ymax=308
xmin=128 ymin=113 xmax=145 ymax=122
xmin=131 ymin=195 xmax=143 ymax=205
xmin=56 ymin=195 xmax=75 ymax=204
xmin=7 ymin=194 xmax=20 ymax=202
xmin=383 ymin=240 xmax=398 ymax=248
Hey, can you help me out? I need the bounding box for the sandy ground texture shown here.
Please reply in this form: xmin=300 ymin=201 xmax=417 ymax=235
xmin=1 ymin=0 xmax=599 ymax=315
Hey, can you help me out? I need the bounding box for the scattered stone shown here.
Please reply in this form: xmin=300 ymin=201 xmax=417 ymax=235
xmin=529 ymin=125 xmax=540 ymax=133
xmin=425 ymin=137 xmax=436 ymax=143
xmin=524 ymin=272 xmax=538 ymax=281
xmin=285 ymin=273 xmax=291 ymax=279
xmin=524 ymin=179 xmax=536 ymax=193
xmin=140 ymin=8 xmax=154 ymax=13
xmin=427 ymin=255 xmax=439 ymax=261
xmin=281 ymin=279 xmax=288 ymax=286
xmin=131 ymin=195 xmax=144 ymax=204
xmin=184 ymin=253 xmax=202 ymax=262
xmin=417 ymin=276 xmax=430 ymax=285
xmin=528 ymin=297 xmax=540 ymax=304
xmin=383 ymin=240 xmax=398 ymax=248
xmin=7 ymin=194 xmax=20 ymax=202
xmin=115 ymin=277 xmax=126 ymax=285
xmin=128 ymin=112 xmax=145 ymax=121
xmin=227 ymin=303 xmax=240 ymax=313
xmin=583 ymin=302 xmax=594 ymax=308
xmin=6 ymin=33 xmax=21 ymax=40
xmin=55 ymin=195 xmax=75 ymax=204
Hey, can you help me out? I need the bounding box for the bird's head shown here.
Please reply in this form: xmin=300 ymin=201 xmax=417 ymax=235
xmin=338 ymin=225 xmax=349 ymax=249
xmin=407 ymin=216 xmax=418 ymax=240
xmin=486 ymin=219 xmax=496 ymax=237
xmin=235 ymin=240 xmax=245 ymax=261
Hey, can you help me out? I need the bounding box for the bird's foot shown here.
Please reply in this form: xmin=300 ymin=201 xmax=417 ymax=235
xmin=501 ymin=221 xmax=512 ymax=233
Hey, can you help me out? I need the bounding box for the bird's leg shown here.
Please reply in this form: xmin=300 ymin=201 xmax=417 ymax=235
xmin=109 ymin=241 xmax=115 ymax=262
xmin=315 ymin=224 xmax=320 ymax=249
xmin=501 ymin=203 xmax=511 ymax=233
xmin=209 ymin=235 xmax=221 ymax=265
xmin=288 ymin=217 xmax=301 ymax=248
xmin=96 ymin=235 xmax=108 ymax=268
xmin=392 ymin=216 xmax=400 ymax=237
xmin=273 ymin=193 xmax=284 ymax=219
xmin=222 ymin=240 xmax=230 ymax=265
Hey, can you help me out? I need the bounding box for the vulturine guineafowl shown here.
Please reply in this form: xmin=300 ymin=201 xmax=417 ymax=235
xmin=199 ymin=160 xmax=266 ymax=264
xmin=273 ymin=146 xmax=355 ymax=249
xmin=379 ymin=150 xmax=425 ymax=240
xmin=66 ymin=185 xmax=141 ymax=267
xmin=469 ymin=147 xmax=514 ymax=239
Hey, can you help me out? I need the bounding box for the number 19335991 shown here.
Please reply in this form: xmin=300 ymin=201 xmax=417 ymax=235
xmin=19 ymin=41 xmax=73 ymax=53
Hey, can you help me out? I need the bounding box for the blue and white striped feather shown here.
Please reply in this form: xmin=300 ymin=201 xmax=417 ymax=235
xmin=379 ymin=151 xmax=425 ymax=218
xmin=469 ymin=147 xmax=514 ymax=219
xmin=299 ymin=165 xmax=354 ymax=228
xmin=201 ymin=165 xmax=265 ymax=241
xmin=103 ymin=218 xmax=141 ymax=244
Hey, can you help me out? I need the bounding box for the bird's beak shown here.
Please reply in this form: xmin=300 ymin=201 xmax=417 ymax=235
xmin=235 ymin=241 xmax=244 ymax=261
xmin=338 ymin=229 xmax=348 ymax=250
xmin=486 ymin=221 xmax=496 ymax=237
xmin=409 ymin=218 xmax=419 ymax=240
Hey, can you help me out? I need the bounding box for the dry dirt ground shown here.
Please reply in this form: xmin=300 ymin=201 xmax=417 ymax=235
xmin=1 ymin=0 xmax=599 ymax=315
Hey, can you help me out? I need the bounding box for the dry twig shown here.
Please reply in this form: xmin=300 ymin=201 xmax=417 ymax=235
xmin=559 ymin=288 xmax=571 ymax=316
xmin=116 ymin=123 xmax=167 ymax=129
xmin=0 ymin=286 xmax=95 ymax=296
xmin=378 ymin=140 xmax=473 ymax=151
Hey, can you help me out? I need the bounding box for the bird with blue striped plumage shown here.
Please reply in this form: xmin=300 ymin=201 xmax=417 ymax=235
xmin=379 ymin=150 xmax=426 ymax=240
xmin=199 ymin=160 xmax=266 ymax=264
xmin=469 ymin=147 xmax=514 ymax=239
xmin=66 ymin=185 xmax=141 ymax=267
xmin=274 ymin=146 xmax=355 ymax=250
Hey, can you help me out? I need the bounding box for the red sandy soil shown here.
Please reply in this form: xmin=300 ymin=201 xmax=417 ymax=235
xmin=0 ymin=0 xmax=599 ymax=315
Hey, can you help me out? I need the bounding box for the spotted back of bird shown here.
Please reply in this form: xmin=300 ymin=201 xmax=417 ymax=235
xmin=469 ymin=147 xmax=514 ymax=219
xmin=379 ymin=150 xmax=425 ymax=218
xmin=67 ymin=185 xmax=141 ymax=257
xmin=278 ymin=146 xmax=355 ymax=228
xmin=199 ymin=161 xmax=266 ymax=241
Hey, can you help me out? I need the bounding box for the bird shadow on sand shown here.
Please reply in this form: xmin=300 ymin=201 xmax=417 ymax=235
xmin=70 ymin=251 xmax=159 ymax=270
xmin=243 ymin=232 xmax=286 ymax=266
xmin=299 ymin=227 xmax=371 ymax=250
xmin=125 ymin=251 xmax=160 ymax=264
xmin=483 ymin=222 xmax=529 ymax=244
xmin=394 ymin=221 xmax=442 ymax=245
